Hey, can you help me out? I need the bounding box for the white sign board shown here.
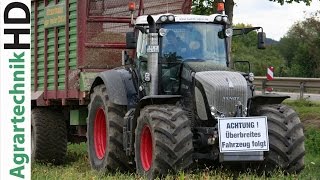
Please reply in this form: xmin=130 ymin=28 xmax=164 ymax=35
xmin=147 ymin=45 xmax=159 ymax=53
xmin=218 ymin=117 xmax=269 ymax=152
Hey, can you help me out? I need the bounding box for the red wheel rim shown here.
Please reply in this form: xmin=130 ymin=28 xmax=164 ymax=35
xmin=94 ymin=107 xmax=107 ymax=160
xmin=140 ymin=125 xmax=153 ymax=171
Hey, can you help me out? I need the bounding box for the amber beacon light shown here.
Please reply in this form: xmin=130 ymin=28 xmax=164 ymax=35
xmin=217 ymin=2 xmax=225 ymax=14
xmin=128 ymin=2 xmax=136 ymax=11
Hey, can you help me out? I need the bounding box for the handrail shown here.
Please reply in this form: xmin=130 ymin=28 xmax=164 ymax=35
xmin=253 ymin=76 xmax=320 ymax=99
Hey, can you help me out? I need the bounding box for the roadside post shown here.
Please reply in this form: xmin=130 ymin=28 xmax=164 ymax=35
xmin=266 ymin=66 xmax=274 ymax=92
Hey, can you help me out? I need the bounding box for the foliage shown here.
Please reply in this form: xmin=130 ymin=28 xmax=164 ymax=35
xmin=278 ymin=11 xmax=320 ymax=77
xmin=270 ymin=0 xmax=312 ymax=5
xmin=192 ymin=0 xmax=214 ymax=15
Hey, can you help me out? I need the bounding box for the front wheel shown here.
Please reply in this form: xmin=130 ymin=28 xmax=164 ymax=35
xmin=252 ymin=104 xmax=305 ymax=174
xmin=135 ymin=105 xmax=193 ymax=179
xmin=87 ymin=85 xmax=130 ymax=172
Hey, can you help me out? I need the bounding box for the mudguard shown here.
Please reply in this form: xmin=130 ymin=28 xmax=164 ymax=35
xmin=90 ymin=69 xmax=137 ymax=108
xmin=248 ymin=94 xmax=290 ymax=110
xmin=133 ymin=95 xmax=181 ymax=119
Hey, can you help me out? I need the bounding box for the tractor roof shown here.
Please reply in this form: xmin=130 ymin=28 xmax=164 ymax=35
xmin=135 ymin=14 xmax=225 ymax=25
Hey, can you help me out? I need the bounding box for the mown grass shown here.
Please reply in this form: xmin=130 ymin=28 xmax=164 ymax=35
xmin=32 ymin=100 xmax=320 ymax=179
xmin=284 ymin=99 xmax=320 ymax=129
xmin=32 ymin=133 xmax=320 ymax=180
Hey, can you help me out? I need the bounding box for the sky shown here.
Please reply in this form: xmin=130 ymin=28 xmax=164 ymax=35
xmin=233 ymin=0 xmax=320 ymax=41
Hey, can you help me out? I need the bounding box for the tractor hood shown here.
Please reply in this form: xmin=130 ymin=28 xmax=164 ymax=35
xmin=194 ymin=71 xmax=248 ymax=119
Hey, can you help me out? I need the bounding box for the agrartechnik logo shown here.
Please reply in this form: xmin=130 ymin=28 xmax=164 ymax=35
xmin=0 ymin=1 xmax=31 ymax=179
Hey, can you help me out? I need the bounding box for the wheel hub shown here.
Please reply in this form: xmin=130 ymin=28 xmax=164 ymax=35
xmin=94 ymin=107 xmax=107 ymax=160
xmin=140 ymin=125 xmax=153 ymax=171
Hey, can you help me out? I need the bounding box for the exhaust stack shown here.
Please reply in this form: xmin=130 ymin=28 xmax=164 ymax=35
xmin=147 ymin=15 xmax=159 ymax=95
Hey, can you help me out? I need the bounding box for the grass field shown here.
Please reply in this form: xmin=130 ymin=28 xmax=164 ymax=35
xmin=32 ymin=100 xmax=320 ymax=180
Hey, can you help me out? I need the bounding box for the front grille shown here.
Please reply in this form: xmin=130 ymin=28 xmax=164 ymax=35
xmin=195 ymin=71 xmax=247 ymax=116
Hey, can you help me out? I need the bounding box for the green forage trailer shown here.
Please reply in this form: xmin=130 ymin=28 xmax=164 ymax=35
xmin=31 ymin=0 xmax=132 ymax=164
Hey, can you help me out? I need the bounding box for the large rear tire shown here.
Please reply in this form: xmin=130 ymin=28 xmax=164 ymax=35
xmin=135 ymin=105 xmax=193 ymax=179
xmin=87 ymin=85 xmax=131 ymax=172
xmin=31 ymin=108 xmax=67 ymax=164
xmin=252 ymin=104 xmax=305 ymax=174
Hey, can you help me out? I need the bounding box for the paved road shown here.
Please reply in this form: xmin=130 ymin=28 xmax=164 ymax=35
xmin=255 ymin=91 xmax=320 ymax=102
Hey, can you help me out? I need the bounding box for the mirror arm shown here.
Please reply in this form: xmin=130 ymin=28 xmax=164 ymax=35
xmin=232 ymin=27 xmax=263 ymax=36
xmin=259 ymin=27 xmax=264 ymax=33
xmin=135 ymin=26 xmax=146 ymax=33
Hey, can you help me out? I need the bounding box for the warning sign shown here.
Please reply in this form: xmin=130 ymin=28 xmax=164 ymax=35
xmin=218 ymin=116 xmax=269 ymax=152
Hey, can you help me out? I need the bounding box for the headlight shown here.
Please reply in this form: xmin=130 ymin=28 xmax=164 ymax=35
xmin=158 ymin=15 xmax=175 ymax=23
xmin=168 ymin=15 xmax=175 ymax=22
xmin=248 ymin=72 xmax=254 ymax=82
xmin=225 ymin=28 xmax=233 ymax=37
xmin=215 ymin=15 xmax=222 ymax=22
xmin=222 ymin=16 xmax=228 ymax=23
xmin=160 ymin=15 xmax=167 ymax=22
xmin=159 ymin=28 xmax=166 ymax=36
xmin=210 ymin=106 xmax=217 ymax=116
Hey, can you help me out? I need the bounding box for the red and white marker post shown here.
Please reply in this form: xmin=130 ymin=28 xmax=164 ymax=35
xmin=267 ymin=66 xmax=274 ymax=81
xmin=266 ymin=66 xmax=274 ymax=92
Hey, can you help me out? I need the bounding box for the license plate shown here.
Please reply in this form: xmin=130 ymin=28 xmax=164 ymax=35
xmin=218 ymin=116 xmax=269 ymax=153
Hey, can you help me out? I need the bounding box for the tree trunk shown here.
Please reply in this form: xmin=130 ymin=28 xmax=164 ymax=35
xmin=225 ymin=0 xmax=234 ymax=24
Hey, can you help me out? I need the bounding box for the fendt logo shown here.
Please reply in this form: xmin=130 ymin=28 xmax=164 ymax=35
xmin=225 ymin=77 xmax=234 ymax=88
xmin=222 ymin=96 xmax=240 ymax=101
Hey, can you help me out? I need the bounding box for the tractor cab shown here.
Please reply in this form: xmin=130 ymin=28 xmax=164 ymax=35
xmin=135 ymin=14 xmax=228 ymax=64
xmin=133 ymin=14 xmax=232 ymax=95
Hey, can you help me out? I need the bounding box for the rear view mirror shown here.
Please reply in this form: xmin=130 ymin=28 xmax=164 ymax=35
xmin=126 ymin=32 xmax=136 ymax=49
xmin=258 ymin=32 xmax=266 ymax=49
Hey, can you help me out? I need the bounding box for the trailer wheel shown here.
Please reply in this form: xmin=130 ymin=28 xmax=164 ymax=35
xmin=87 ymin=85 xmax=130 ymax=172
xmin=253 ymin=104 xmax=305 ymax=174
xmin=31 ymin=108 xmax=67 ymax=164
xmin=135 ymin=105 xmax=193 ymax=179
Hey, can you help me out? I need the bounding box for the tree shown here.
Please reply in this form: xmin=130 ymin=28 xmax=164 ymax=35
xmin=192 ymin=0 xmax=313 ymax=24
xmin=278 ymin=11 xmax=320 ymax=77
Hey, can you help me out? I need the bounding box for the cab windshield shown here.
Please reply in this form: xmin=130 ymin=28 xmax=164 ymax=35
xmin=161 ymin=23 xmax=227 ymax=65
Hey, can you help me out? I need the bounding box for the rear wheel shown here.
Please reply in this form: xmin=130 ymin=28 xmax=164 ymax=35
xmin=135 ymin=105 xmax=193 ymax=179
xmin=31 ymin=108 xmax=67 ymax=164
xmin=252 ymin=104 xmax=305 ymax=174
xmin=87 ymin=85 xmax=131 ymax=172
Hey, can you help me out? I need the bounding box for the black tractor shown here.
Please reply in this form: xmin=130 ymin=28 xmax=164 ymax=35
xmin=87 ymin=13 xmax=305 ymax=179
